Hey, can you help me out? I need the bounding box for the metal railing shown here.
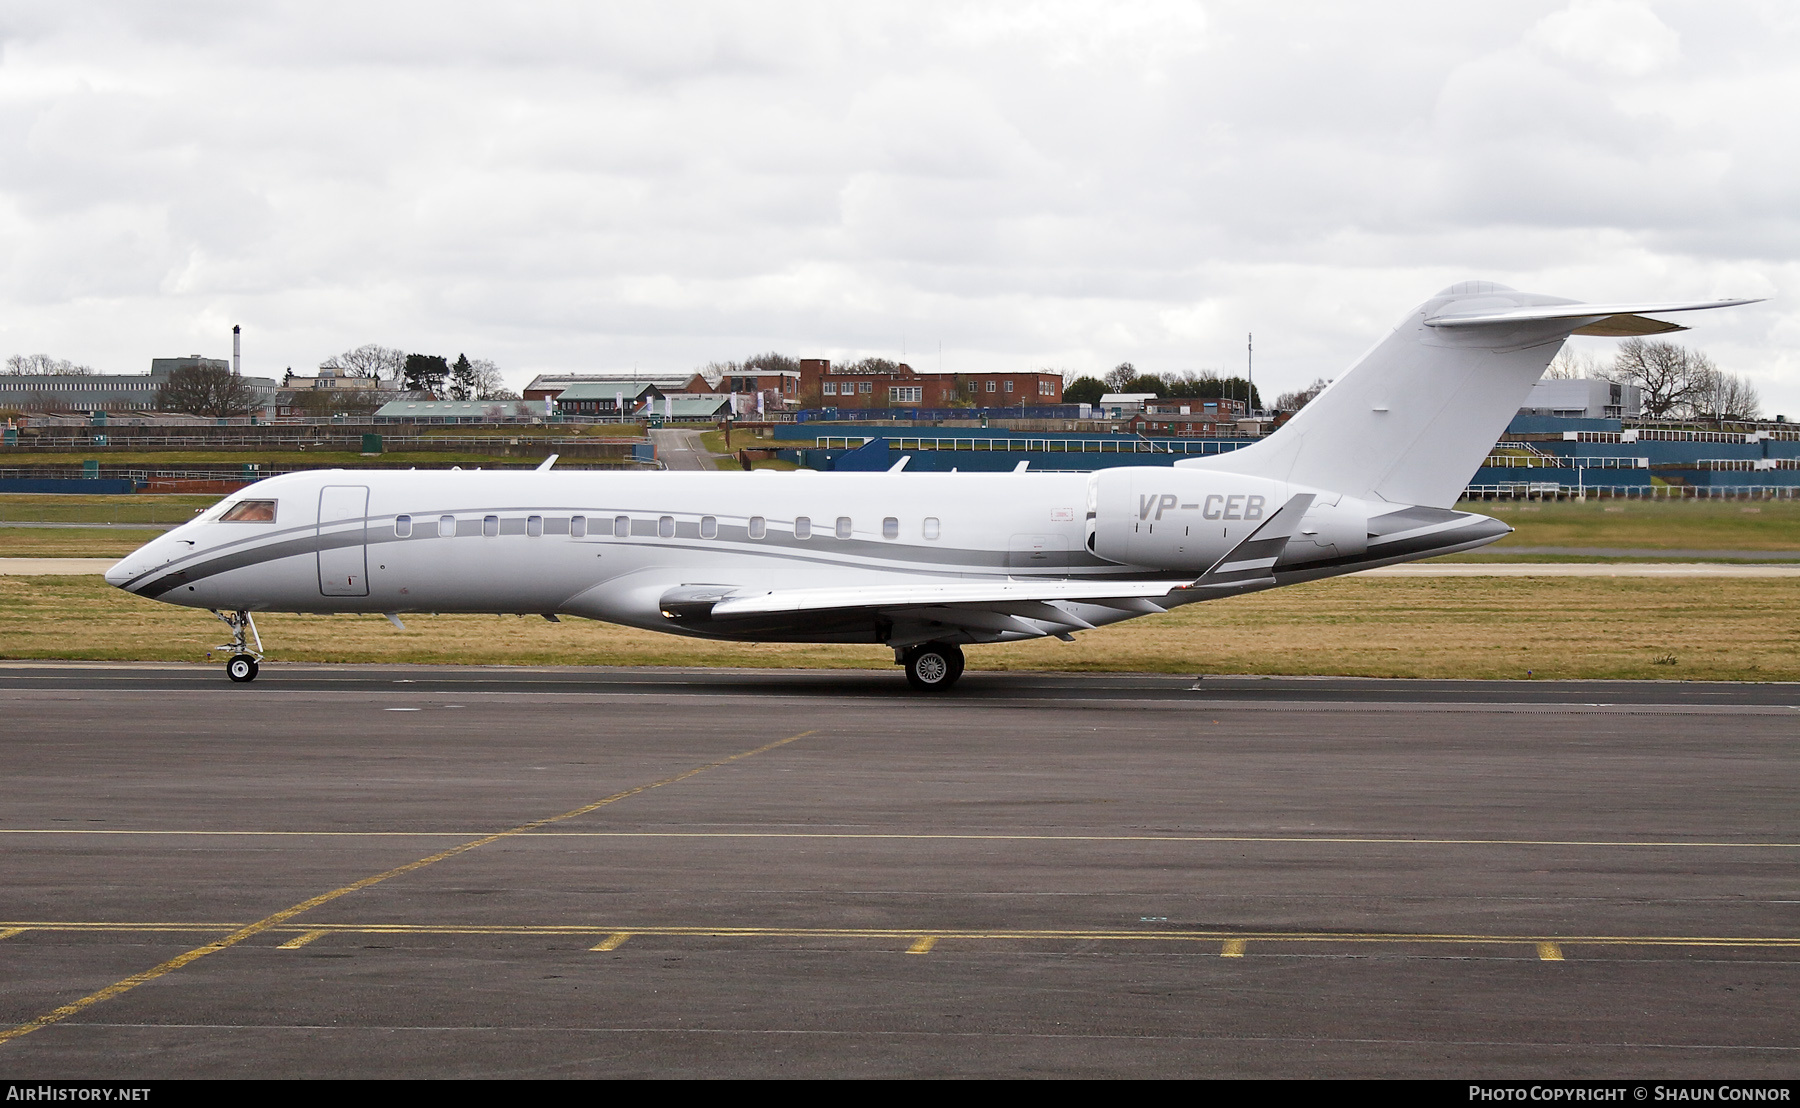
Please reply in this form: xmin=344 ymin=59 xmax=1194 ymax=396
xmin=812 ymin=435 xmax=1254 ymax=455
xmin=3 ymin=433 xmax=641 ymax=451
xmin=1698 ymin=458 xmax=1800 ymax=471
xmin=1463 ymin=484 xmax=1800 ymax=500
xmin=1481 ymin=455 xmax=1650 ymax=469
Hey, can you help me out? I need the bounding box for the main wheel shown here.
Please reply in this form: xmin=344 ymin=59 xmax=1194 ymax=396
xmin=904 ymin=642 xmax=964 ymax=692
xmin=226 ymin=654 xmax=259 ymax=683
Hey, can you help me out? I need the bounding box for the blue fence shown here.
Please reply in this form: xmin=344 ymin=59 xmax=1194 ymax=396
xmin=0 ymin=478 xmax=139 ymax=494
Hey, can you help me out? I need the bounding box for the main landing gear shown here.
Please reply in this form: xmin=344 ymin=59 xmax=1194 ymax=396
xmin=213 ymin=609 xmax=263 ymax=683
xmin=899 ymin=641 xmax=965 ymax=692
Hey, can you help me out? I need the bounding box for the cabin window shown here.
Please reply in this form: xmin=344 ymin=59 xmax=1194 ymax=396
xmin=438 ymin=515 xmax=455 ymax=538
xmin=394 ymin=515 xmax=412 ymax=538
xmin=219 ymin=500 xmax=277 ymax=523
xmin=835 ymin=516 xmax=852 ymax=539
xmin=794 ymin=516 xmax=811 ymax=540
xmin=658 ymin=515 xmax=675 ymax=538
xmin=571 ymin=515 xmax=587 ymax=538
xmin=700 ymin=515 xmax=718 ymax=539
xmin=483 ymin=515 xmax=499 ymax=537
xmin=614 ymin=515 xmax=629 ymax=537
xmin=882 ymin=517 xmax=898 ymax=540
xmin=748 ymin=516 xmax=766 ymax=540
xmin=923 ymin=517 xmax=940 ymax=540
xmin=527 ymin=514 xmax=543 ymax=537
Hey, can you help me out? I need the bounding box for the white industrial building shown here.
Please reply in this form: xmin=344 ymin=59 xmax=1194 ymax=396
xmin=1518 ymin=378 xmax=1642 ymax=420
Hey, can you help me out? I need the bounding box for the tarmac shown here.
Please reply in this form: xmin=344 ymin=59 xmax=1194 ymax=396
xmin=1 ymin=662 xmax=1796 ymax=1078
xmin=647 ymin=428 xmax=715 ymax=472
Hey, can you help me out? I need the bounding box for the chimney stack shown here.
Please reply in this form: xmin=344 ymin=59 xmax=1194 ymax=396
xmin=232 ymin=325 xmax=241 ymax=376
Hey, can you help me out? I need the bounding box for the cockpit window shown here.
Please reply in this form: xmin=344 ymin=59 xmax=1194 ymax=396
xmin=219 ymin=500 xmax=278 ymax=523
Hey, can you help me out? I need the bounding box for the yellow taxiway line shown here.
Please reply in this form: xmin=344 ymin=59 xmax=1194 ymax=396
xmin=3 ymin=919 xmax=1795 ymax=953
xmin=0 ymin=729 xmax=816 ymax=1048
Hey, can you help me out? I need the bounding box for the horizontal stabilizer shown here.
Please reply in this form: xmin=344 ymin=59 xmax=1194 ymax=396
xmin=1569 ymin=314 xmax=1687 ymax=337
xmin=1424 ymin=298 xmax=1759 ymax=329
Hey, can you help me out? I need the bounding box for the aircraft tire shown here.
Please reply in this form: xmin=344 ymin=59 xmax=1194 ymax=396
xmin=904 ymin=643 xmax=963 ymax=692
xmin=226 ymin=654 xmax=259 ymax=683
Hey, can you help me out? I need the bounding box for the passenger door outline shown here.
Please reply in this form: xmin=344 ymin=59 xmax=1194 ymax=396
xmin=318 ymin=485 xmax=371 ymax=597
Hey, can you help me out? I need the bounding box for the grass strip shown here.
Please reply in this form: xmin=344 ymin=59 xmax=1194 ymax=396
xmin=5 ymin=574 xmax=1796 ymax=681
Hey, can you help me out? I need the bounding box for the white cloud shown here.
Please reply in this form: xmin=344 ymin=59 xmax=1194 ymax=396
xmin=0 ymin=1 xmax=1795 ymax=414
xmin=1528 ymin=0 xmax=1681 ymax=78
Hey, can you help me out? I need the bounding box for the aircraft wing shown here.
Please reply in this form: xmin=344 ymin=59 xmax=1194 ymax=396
xmin=705 ymin=577 xmax=1192 ymax=619
xmin=680 ymin=493 xmax=1318 ymax=642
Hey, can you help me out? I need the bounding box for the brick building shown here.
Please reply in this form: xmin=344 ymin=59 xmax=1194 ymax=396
xmin=798 ymin=359 xmax=1062 ymax=409
xmin=524 ymin=370 xmax=801 ymax=412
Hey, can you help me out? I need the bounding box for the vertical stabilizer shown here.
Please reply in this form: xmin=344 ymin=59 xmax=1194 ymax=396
xmin=1179 ymin=283 xmax=1756 ymax=508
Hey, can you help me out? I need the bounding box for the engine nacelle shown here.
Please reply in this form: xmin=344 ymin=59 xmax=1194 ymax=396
xmin=1088 ymin=468 xmax=1292 ymax=572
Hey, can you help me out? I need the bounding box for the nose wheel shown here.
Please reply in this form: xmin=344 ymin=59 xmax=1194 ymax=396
xmin=900 ymin=642 xmax=965 ymax=691
xmin=213 ymin=609 xmax=265 ymax=683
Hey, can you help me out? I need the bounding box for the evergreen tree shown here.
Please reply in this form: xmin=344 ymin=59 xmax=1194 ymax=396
xmin=449 ymin=353 xmax=476 ymax=401
xmin=403 ymin=354 xmax=451 ymax=397
xmin=1063 ymin=376 xmax=1105 ymax=405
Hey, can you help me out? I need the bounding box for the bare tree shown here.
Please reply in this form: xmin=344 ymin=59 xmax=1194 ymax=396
xmin=1275 ymin=377 xmax=1331 ymax=411
xmin=1103 ymin=363 xmax=1137 ymax=391
xmin=1690 ymin=361 xmax=1763 ymax=421
xmin=1609 ymin=339 xmax=1707 ymax=419
xmin=1544 ymin=347 xmax=1606 ymax=380
xmin=156 ymin=365 xmax=258 ymax=417
xmin=5 ymin=353 xmax=96 ymax=375
xmin=469 ymin=358 xmax=510 ymax=399
xmin=321 ymin=344 xmax=406 ymax=380
xmin=693 ymin=360 xmax=738 ymax=387
xmin=742 ymin=351 xmax=799 ymax=374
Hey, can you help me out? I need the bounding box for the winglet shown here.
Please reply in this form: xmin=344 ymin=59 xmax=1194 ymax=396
xmin=536 ymin=454 xmax=559 ymax=472
xmin=1188 ymin=493 xmax=1315 ymax=591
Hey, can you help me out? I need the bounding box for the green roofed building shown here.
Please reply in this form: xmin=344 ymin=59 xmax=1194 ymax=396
xmin=373 ymin=399 xmax=549 ymax=423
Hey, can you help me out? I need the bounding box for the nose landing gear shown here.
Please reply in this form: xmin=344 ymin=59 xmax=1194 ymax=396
xmin=899 ymin=641 xmax=965 ymax=692
xmin=213 ymin=609 xmax=264 ymax=683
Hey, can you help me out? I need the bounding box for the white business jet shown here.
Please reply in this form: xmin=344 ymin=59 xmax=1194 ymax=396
xmin=106 ymin=283 xmax=1754 ymax=689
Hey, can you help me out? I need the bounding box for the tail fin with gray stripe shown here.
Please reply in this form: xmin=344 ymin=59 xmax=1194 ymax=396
xmin=1179 ymin=283 xmax=1758 ymax=508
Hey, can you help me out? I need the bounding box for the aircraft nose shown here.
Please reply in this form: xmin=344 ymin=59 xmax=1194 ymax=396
xmin=103 ymin=558 xmax=134 ymax=589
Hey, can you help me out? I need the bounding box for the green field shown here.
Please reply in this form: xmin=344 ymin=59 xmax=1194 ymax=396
xmin=3 ymin=574 xmax=1795 ymax=681
xmin=0 ymin=493 xmax=220 ymax=525
xmin=1452 ymin=498 xmax=1800 ymax=555
xmin=696 ymin=428 xmax=796 ymax=469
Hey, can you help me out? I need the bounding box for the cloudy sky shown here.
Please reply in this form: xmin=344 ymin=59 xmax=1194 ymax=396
xmin=2 ymin=1 xmax=1796 ymax=412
